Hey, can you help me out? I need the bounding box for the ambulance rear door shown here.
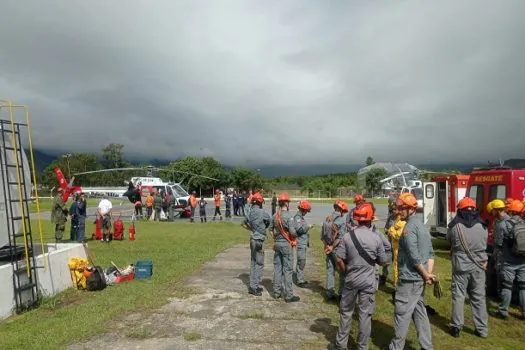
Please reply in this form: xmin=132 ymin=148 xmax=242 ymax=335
xmin=423 ymin=182 xmax=437 ymax=227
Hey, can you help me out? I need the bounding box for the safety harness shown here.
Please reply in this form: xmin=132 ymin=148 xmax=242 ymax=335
xmin=325 ymin=214 xmax=341 ymax=246
xmin=275 ymin=207 xmax=297 ymax=247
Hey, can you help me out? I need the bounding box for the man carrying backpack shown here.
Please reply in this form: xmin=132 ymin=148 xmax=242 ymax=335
xmin=242 ymin=193 xmax=271 ymax=296
xmin=293 ymin=200 xmax=313 ymax=288
xmin=321 ymin=199 xmax=349 ymax=300
xmin=497 ymin=200 xmax=525 ymax=320
xmin=331 ymin=203 xmax=388 ymax=350
xmin=446 ymin=197 xmax=488 ymax=338
xmin=269 ymin=193 xmax=300 ymax=302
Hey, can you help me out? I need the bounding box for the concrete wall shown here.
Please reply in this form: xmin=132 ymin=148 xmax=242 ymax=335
xmin=0 ymin=242 xmax=87 ymax=319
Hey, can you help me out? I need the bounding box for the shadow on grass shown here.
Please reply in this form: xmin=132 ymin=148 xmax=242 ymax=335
xmin=310 ymin=317 xmax=338 ymax=346
xmin=236 ymin=272 xmax=274 ymax=294
xmin=310 ymin=316 xmax=405 ymax=350
xmin=236 ymin=273 xmax=250 ymax=291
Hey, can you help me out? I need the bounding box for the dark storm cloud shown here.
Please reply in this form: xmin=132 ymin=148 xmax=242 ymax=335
xmin=1 ymin=0 xmax=524 ymax=166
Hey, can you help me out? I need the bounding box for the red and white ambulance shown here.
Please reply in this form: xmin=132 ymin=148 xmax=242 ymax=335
xmin=424 ymin=166 xmax=525 ymax=297
xmin=423 ymin=174 xmax=470 ymax=238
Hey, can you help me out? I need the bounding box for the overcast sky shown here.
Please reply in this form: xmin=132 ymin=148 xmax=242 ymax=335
xmin=1 ymin=1 xmax=524 ymax=166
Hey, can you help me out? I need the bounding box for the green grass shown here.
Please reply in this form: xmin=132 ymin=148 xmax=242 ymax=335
xmin=309 ymin=230 xmax=525 ymax=350
xmin=0 ymin=219 xmax=245 ymax=350
xmin=28 ymin=198 xmax=101 ymax=213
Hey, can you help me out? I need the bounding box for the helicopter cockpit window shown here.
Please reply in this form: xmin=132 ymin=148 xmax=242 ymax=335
xmin=171 ymin=184 xmax=189 ymax=197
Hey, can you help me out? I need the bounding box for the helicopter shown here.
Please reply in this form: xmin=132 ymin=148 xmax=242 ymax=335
xmin=53 ymin=165 xmax=219 ymax=206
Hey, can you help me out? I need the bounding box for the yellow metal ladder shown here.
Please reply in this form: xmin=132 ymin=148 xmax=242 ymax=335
xmin=0 ymin=100 xmax=43 ymax=313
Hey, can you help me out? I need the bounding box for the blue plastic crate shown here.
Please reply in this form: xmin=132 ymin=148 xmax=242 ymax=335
xmin=135 ymin=259 xmax=153 ymax=280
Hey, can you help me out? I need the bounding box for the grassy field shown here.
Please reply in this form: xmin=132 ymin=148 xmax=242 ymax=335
xmin=28 ymin=198 xmax=101 ymax=213
xmin=309 ymin=230 xmax=525 ymax=350
xmin=0 ymin=219 xmax=246 ymax=350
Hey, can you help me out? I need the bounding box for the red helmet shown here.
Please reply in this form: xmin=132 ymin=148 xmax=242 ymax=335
xmin=298 ymin=200 xmax=311 ymax=212
xmin=457 ymin=197 xmax=476 ymax=210
xmin=352 ymin=203 xmax=374 ymax=221
xmin=335 ymin=199 xmax=349 ymax=213
xmin=353 ymin=194 xmax=365 ymax=204
xmin=508 ymin=200 xmax=524 ymax=214
xmin=396 ymin=193 xmax=418 ymax=209
xmin=278 ymin=193 xmax=290 ymax=202
xmin=251 ymin=193 xmax=263 ymax=203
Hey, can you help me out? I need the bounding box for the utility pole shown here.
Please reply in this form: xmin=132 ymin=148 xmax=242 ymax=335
xmin=62 ymin=153 xmax=72 ymax=178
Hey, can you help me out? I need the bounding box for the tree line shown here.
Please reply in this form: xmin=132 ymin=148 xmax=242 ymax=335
xmin=38 ymin=144 xmax=266 ymax=194
xmin=37 ymin=146 xmax=406 ymax=196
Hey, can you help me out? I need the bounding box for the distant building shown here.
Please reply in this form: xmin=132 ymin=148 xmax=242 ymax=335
xmin=357 ymin=162 xmax=420 ymax=193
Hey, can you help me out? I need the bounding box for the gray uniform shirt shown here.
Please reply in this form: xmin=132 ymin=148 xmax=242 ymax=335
xmin=375 ymin=230 xmax=392 ymax=257
xmin=502 ymin=215 xmax=525 ymax=264
xmin=269 ymin=209 xmax=297 ymax=243
xmin=335 ymin=226 xmax=387 ymax=291
xmin=494 ymin=214 xmax=511 ymax=248
xmin=447 ymin=222 xmax=488 ymax=273
xmin=321 ymin=211 xmax=346 ymax=245
xmin=244 ymin=205 xmax=271 ymax=241
xmin=397 ymin=215 xmax=435 ymax=282
xmin=293 ymin=211 xmax=310 ymax=246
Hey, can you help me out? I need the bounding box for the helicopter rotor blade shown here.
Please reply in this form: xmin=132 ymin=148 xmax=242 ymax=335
xmin=73 ymin=167 xmax=219 ymax=181
xmin=157 ymin=168 xmax=219 ymax=181
xmin=73 ymin=167 xmax=147 ymax=176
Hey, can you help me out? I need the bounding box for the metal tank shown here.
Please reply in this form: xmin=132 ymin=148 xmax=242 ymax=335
xmin=0 ymin=127 xmax=32 ymax=248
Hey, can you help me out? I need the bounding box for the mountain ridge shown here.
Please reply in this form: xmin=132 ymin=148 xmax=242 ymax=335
xmin=25 ymin=148 xmax=515 ymax=177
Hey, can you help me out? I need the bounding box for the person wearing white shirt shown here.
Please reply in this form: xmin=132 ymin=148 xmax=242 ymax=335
xmin=98 ymin=196 xmax=113 ymax=242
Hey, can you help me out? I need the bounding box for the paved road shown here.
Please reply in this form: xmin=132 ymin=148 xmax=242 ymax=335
xmin=32 ymin=201 xmax=391 ymax=228
xmin=69 ymin=243 xmax=329 ymax=349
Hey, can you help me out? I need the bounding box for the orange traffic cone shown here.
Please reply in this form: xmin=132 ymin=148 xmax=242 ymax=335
xmin=129 ymin=223 xmax=135 ymax=241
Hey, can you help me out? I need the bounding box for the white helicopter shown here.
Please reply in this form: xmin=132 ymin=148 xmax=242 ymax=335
xmin=380 ymin=170 xmax=424 ymax=209
xmin=71 ymin=165 xmax=219 ymax=207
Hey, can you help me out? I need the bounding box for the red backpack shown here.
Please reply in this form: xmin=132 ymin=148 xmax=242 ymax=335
xmin=113 ymin=217 xmax=125 ymax=240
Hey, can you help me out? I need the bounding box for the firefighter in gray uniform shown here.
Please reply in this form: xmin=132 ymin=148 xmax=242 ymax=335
xmin=389 ymin=193 xmax=436 ymax=350
xmin=491 ymin=199 xmax=511 ymax=299
xmin=293 ymin=200 xmax=313 ymax=288
xmin=269 ymin=193 xmax=300 ymax=302
xmin=330 ymin=203 xmax=388 ymax=350
xmin=498 ymin=199 xmax=525 ymax=319
xmin=446 ymin=197 xmax=488 ymax=338
xmin=241 ymin=192 xmax=271 ymax=296
xmin=321 ymin=200 xmax=350 ymax=300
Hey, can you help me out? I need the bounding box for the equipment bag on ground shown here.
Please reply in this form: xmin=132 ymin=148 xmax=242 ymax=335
xmin=86 ymin=266 xmax=107 ymax=291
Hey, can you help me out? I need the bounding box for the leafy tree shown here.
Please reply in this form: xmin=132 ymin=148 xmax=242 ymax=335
xmin=164 ymin=156 xmax=208 ymax=191
xmin=365 ymin=168 xmax=389 ymax=196
xmin=102 ymin=143 xmax=125 ymax=169
xmin=40 ymin=153 xmax=102 ymax=188
xmin=366 ymin=156 xmax=375 ymax=166
xmin=230 ymin=167 xmax=263 ymax=191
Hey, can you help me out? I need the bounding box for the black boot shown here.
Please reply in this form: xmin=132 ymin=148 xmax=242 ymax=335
xmin=449 ymin=326 xmax=460 ymax=338
xmin=248 ymin=288 xmax=262 ymax=296
xmin=285 ymin=295 xmax=300 ymax=303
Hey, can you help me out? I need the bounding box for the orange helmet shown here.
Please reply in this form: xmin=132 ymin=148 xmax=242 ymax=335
xmin=508 ymin=200 xmax=524 ymax=214
xmin=396 ymin=193 xmax=418 ymax=209
xmin=251 ymin=192 xmax=263 ymax=203
xmin=335 ymin=199 xmax=349 ymax=213
xmin=506 ymin=198 xmax=515 ymax=210
xmin=352 ymin=203 xmax=374 ymax=221
xmin=298 ymin=200 xmax=311 ymax=212
xmin=353 ymin=194 xmax=365 ymax=204
xmin=457 ymin=197 xmax=476 ymax=210
xmin=278 ymin=193 xmax=290 ymax=202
